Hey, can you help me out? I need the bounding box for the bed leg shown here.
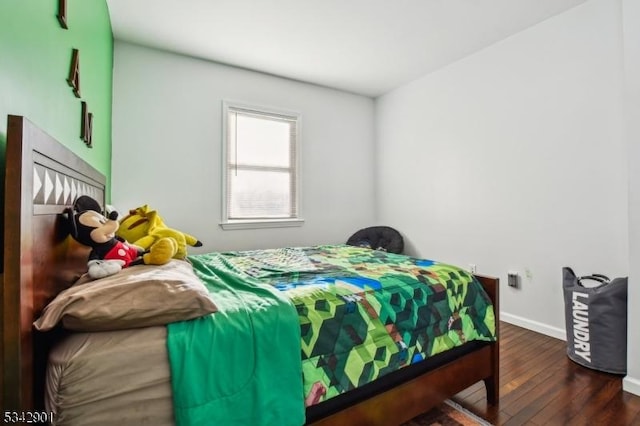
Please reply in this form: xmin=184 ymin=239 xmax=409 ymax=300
xmin=483 ymin=376 xmax=498 ymax=405
xmin=483 ymin=342 xmax=499 ymax=406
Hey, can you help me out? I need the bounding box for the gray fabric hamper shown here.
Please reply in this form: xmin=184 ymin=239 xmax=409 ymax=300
xmin=562 ymin=267 xmax=628 ymax=374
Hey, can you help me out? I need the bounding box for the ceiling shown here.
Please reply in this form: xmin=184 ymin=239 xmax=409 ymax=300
xmin=106 ymin=0 xmax=587 ymax=98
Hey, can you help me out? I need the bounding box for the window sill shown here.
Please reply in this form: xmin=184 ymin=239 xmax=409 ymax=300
xmin=219 ymin=219 xmax=305 ymax=230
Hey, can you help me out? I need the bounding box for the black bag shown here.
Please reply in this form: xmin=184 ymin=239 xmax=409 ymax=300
xmin=562 ymin=267 xmax=628 ymax=374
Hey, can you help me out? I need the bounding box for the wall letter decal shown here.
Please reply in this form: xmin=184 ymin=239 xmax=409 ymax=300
xmin=67 ymin=49 xmax=81 ymax=98
xmin=57 ymin=0 xmax=68 ymax=29
xmin=81 ymin=101 xmax=93 ymax=147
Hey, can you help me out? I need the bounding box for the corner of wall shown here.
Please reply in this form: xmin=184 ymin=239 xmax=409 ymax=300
xmin=0 ymin=131 xmax=5 ymax=273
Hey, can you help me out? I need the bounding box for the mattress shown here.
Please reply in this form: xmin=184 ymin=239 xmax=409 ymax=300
xmin=46 ymin=329 xmax=491 ymax=426
xmin=46 ymin=245 xmax=496 ymax=425
xmin=46 ymin=326 xmax=173 ymax=426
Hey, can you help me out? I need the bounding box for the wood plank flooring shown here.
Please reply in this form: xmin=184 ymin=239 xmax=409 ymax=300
xmin=452 ymin=322 xmax=640 ymax=425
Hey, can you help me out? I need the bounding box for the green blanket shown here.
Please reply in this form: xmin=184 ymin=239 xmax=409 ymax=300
xmin=166 ymin=253 xmax=305 ymax=426
xmin=221 ymin=245 xmax=496 ymax=405
xmin=167 ymin=245 xmax=496 ymax=424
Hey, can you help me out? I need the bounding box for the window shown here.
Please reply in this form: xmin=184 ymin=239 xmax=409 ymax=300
xmin=221 ymin=101 xmax=302 ymax=229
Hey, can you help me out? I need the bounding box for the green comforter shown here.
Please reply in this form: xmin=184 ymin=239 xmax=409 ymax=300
xmin=167 ymin=245 xmax=496 ymax=425
xmin=223 ymin=245 xmax=496 ymax=404
xmin=166 ymin=253 xmax=305 ymax=426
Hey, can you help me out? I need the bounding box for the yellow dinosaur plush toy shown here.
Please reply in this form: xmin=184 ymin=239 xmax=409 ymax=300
xmin=116 ymin=205 xmax=203 ymax=263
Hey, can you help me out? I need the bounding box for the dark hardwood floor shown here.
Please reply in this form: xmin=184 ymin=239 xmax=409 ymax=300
xmin=452 ymin=322 xmax=640 ymax=425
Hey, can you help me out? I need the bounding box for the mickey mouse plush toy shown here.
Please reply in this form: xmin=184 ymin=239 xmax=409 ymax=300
xmin=69 ymin=195 xmax=145 ymax=279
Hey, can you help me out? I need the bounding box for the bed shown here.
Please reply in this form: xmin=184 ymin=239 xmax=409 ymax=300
xmin=1 ymin=115 xmax=500 ymax=425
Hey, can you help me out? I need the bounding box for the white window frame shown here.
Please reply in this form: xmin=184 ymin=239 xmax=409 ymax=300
xmin=220 ymin=100 xmax=303 ymax=230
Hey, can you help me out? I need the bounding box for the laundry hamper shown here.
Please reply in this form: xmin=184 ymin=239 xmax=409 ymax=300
xmin=562 ymin=267 xmax=628 ymax=374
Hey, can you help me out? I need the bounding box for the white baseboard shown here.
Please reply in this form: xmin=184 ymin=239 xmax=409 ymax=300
xmin=500 ymin=312 xmax=566 ymax=340
xmin=623 ymin=376 xmax=640 ymax=397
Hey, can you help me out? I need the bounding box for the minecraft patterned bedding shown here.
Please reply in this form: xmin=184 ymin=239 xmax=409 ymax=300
xmin=220 ymin=244 xmax=497 ymax=406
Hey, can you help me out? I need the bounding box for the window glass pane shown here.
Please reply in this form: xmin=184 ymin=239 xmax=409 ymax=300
xmin=229 ymin=169 xmax=292 ymax=219
xmin=229 ymin=114 xmax=292 ymax=168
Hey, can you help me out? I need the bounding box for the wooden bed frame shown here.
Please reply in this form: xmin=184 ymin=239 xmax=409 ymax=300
xmin=1 ymin=115 xmax=500 ymax=425
xmin=1 ymin=115 xmax=106 ymax=412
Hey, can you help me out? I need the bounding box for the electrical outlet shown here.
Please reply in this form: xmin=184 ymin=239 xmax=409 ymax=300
xmin=468 ymin=264 xmax=477 ymax=274
xmin=507 ymin=271 xmax=519 ymax=288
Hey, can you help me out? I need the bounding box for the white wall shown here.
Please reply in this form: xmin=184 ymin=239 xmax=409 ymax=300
xmin=623 ymin=0 xmax=640 ymax=396
xmin=111 ymin=41 xmax=375 ymax=253
xmin=376 ymin=0 xmax=627 ymax=341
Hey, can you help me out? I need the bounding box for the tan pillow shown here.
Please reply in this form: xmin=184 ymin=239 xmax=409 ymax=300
xmin=34 ymin=260 xmax=217 ymax=332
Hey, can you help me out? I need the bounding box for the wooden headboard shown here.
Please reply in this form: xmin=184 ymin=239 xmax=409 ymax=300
xmin=1 ymin=115 xmax=106 ymax=411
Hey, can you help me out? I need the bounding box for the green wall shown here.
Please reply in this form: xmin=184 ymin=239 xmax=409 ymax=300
xmin=0 ymin=0 xmax=113 ymax=271
xmin=0 ymin=0 xmax=113 ymax=181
